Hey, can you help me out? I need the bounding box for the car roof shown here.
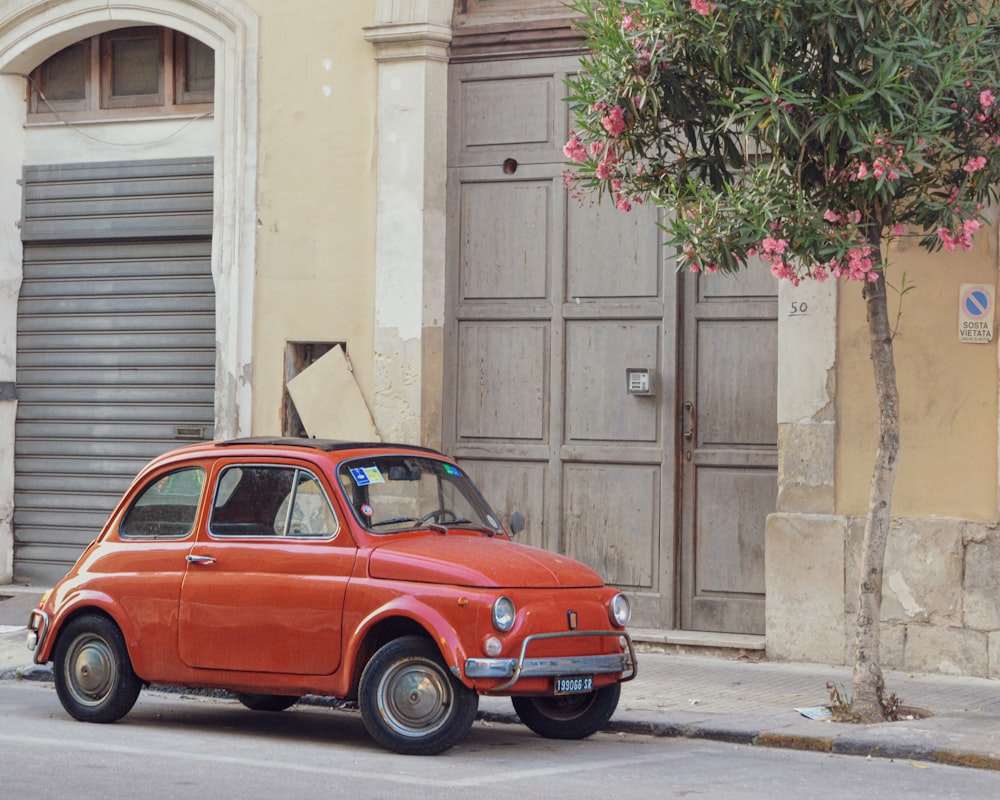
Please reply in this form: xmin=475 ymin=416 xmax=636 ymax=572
xmin=212 ymin=437 xmax=443 ymax=456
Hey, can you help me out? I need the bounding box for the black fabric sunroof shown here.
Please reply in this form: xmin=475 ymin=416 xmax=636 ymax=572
xmin=213 ymin=437 xmax=441 ymax=455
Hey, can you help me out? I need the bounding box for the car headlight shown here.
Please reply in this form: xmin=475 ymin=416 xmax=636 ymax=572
xmin=492 ymin=596 xmax=516 ymax=632
xmin=608 ymin=592 xmax=631 ymax=627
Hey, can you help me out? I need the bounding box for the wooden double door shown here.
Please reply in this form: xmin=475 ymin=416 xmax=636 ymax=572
xmin=444 ymin=57 xmax=776 ymax=634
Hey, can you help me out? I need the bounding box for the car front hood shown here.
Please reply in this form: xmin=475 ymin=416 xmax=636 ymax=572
xmin=367 ymin=533 xmax=604 ymax=589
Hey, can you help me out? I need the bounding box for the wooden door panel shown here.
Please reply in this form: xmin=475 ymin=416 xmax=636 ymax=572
xmin=459 ymin=459 xmax=548 ymax=550
xmin=459 ymin=180 xmax=551 ymax=300
xmin=566 ymin=197 xmax=661 ymax=299
xmin=699 ymin=258 xmax=778 ymax=299
xmin=564 ymin=321 xmax=660 ymax=443
xmin=456 ymin=321 xmax=548 ymax=440
xmin=697 ymin=319 xmax=779 ymax=446
xmin=695 ymin=467 xmax=772 ymax=592
xmin=460 ymin=76 xmax=553 ymax=148
xmin=562 ymin=463 xmax=658 ymax=588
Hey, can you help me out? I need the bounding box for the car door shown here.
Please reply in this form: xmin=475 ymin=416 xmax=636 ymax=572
xmin=178 ymin=459 xmax=356 ymax=675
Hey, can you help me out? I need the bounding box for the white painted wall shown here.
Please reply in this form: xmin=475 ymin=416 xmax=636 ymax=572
xmin=0 ymin=74 xmax=23 ymax=583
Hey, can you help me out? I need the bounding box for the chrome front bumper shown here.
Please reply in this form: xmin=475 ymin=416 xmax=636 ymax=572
xmin=465 ymin=630 xmax=637 ymax=693
xmin=26 ymin=608 xmax=49 ymax=654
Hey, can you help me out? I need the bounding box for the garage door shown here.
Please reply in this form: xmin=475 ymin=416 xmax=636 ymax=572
xmin=14 ymin=158 xmax=215 ymax=584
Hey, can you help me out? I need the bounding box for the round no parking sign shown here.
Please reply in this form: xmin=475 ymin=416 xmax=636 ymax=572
xmin=959 ymin=284 xmax=995 ymax=343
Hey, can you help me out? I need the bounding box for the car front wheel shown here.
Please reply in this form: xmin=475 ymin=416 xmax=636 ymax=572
xmin=52 ymin=614 xmax=142 ymax=724
xmin=511 ymin=682 xmax=621 ymax=739
xmin=359 ymin=635 xmax=479 ymax=755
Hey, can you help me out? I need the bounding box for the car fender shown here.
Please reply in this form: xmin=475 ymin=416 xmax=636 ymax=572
xmin=36 ymin=587 xmax=137 ymax=666
xmin=344 ymin=593 xmax=479 ymax=690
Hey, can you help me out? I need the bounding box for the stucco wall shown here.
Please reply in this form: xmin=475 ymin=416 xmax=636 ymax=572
xmin=835 ymin=212 xmax=1000 ymax=520
xmin=250 ymin=2 xmax=378 ymax=435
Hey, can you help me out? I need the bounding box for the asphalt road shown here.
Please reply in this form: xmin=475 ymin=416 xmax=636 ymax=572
xmin=2 ymin=682 xmax=999 ymax=799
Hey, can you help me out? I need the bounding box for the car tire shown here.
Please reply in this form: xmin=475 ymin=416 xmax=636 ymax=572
xmin=235 ymin=693 xmax=300 ymax=712
xmin=359 ymin=635 xmax=479 ymax=755
xmin=511 ymin=682 xmax=621 ymax=740
xmin=52 ymin=614 xmax=143 ymax=724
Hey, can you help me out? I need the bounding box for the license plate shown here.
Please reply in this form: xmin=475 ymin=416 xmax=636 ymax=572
xmin=554 ymin=675 xmax=593 ymax=695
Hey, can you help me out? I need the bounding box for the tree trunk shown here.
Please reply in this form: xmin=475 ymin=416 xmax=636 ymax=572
xmin=850 ymin=262 xmax=900 ymax=722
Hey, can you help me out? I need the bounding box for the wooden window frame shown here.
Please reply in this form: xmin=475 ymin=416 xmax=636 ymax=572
xmin=101 ymin=27 xmax=166 ymax=110
xmin=29 ymin=38 xmax=95 ymax=115
xmin=174 ymin=34 xmax=215 ymax=106
xmin=27 ymin=27 xmax=213 ymax=122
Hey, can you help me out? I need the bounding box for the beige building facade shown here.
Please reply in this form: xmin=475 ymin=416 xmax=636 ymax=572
xmin=0 ymin=0 xmax=998 ymax=679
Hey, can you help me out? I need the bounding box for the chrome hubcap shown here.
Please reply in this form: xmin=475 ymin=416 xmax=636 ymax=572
xmin=377 ymin=659 xmax=451 ymax=737
xmin=66 ymin=634 xmax=116 ymax=706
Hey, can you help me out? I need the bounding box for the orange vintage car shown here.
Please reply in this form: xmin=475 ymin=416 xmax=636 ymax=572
xmin=27 ymin=438 xmax=636 ymax=754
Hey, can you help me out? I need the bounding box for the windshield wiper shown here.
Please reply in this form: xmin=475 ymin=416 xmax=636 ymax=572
xmin=434 ymin=518 xmax=500 ymax=536
xmin=370 ymin=516 xmax=417 ymax=527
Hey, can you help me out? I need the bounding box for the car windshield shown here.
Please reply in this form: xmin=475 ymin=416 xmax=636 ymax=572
xmin=337 ymin=455 xmax=502 ymax=535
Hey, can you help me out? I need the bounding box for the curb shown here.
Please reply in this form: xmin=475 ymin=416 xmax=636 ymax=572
xmin=0 ymin=664 xmax=52 ymax=682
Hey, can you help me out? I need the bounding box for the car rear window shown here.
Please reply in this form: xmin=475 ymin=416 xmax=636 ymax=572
xmin=119 ymin=467 xmax=206 ymax=539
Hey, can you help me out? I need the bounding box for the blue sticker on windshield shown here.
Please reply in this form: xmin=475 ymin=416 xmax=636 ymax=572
xmin=442 ymin=464 xmax=460 ymax=476
xmin=350 ymin=466 xmax=385 ymax=486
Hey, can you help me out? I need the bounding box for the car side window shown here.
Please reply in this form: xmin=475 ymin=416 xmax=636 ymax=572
xmin=119 ymin=467 xmax=205 ymax=539
xmin=275 ymin=471 xmax=339 ymax=537
xmin=210 ymin=465 xmax=338 ymax=538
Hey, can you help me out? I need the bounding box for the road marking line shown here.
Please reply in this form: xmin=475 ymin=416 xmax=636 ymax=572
xmin=0 ymin=732 xmax=665 ymax=787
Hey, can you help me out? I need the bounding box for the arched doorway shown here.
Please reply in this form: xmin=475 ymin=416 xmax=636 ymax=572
xmin=0 ymin=1 xmax=259 ymax=583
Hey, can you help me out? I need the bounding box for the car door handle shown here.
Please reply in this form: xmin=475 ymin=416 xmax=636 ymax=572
xmin=186 ymin=554 xmax=216 ymax=565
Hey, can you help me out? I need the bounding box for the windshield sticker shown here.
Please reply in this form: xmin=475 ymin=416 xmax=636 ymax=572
xmin=442 ymin=464 xmax=460 ymax=476
xmin=360 ymin=503 xmax=374 ymax=517
xmin=350 ymin=466 xmax=385 ymax=487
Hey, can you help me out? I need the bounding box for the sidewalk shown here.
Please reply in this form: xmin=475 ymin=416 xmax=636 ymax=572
xmin=3 ymin=585 xmax=1000 ymax=770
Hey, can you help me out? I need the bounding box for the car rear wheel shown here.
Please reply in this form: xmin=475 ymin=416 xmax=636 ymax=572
xmin=359 ymin=635 xmax=479 ymax=755
xmin=235 ymin=693 xmax=300 ymax=712
xmin=511 ymin=682 xmax=621 ymax=739
xmin=53 ymin=614 xmax=142 ymax=724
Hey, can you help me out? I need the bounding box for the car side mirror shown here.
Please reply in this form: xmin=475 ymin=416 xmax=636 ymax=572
xmin=509 ymin=510 xmax=526 ymax=537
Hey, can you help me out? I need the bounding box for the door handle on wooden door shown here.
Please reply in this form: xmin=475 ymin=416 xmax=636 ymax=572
xmin=682 ymin=400 xmax=695 ymax=441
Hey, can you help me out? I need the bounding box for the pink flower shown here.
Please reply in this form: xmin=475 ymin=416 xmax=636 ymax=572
xmin=823 ymin=209 xmax=841 ymax=224
xmin=939 ymin=227 xmax=958 ymax=251
xmin=691 ymin=0 xmax=716 ymax=15
xmin=964 ymin=155 xmax=987 ymax=173
xmin=891 ymin=222 xmax=906 ymax=236
xmin=601 ymin=105 xmax=627 ymax=137
xmin=761 ymin=237 xmax=787 ymax=256
xmin=981 ymin=90 xmax=995 ymax=109
xmin=563 ymin=134 xmax=588 ymax=163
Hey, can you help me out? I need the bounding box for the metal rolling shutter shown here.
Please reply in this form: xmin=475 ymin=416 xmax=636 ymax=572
xmin=14 ymin=158 xmax=215 ymax=583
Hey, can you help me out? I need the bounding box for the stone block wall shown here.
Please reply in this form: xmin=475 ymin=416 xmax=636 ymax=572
xmin=766 ymin=511 xmax=1000 ymax=679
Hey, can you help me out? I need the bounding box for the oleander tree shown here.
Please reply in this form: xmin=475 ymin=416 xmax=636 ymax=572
xmin=563 ymin=0 xmax=1000 ymax=720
